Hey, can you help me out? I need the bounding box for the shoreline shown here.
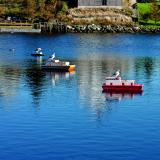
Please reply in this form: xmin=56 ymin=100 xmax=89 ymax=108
xmin=0 ymin=28 xmax=41 ymax=33
xmin=65 ymin=25 xmax=160 ymax=33
xmin=1 ymin=25 xmax=160 ymax=34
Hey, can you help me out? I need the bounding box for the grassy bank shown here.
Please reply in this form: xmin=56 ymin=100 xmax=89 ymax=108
xmin=137 ymin=3 xmax=151 ymax=14
xmin=137 ymin=3 xmax=160 ymax=26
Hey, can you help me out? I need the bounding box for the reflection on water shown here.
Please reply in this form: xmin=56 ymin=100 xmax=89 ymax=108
xmin=0 ymin=66 xmax=21 ymax=97
xmin=134 ymin=57 xmax=155 ymax=79
xmin=24 ymin=63 xmax=46 ymax=106
xmin=36 ymin=56 xmax=43 ymax=64
xmin=76 ymin=55 xmax=160 ymax=120
xmin=103 ymin=92 xmax=143 ymax=102
xmin=45 ymin=71 xmax=76 ymax=86
xmin=1 ymin=33 xmax=160 ymax=160
xmin=24 ymin=58 xmax=76 ymax=106
xmin=0 ymin=50 xmax=159 ymax=111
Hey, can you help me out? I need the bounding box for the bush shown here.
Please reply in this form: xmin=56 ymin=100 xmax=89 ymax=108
xmin=141 ymin=12 xmax=151 ymax=22
xmin=137 ymin=0 xmax=151 ymax=2
xmin=61 ymin=1 xmax=68 ymax=12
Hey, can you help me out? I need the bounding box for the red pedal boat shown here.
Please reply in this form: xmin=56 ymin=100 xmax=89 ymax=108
xmin=102 ymin=71 xmax=143 ymax=93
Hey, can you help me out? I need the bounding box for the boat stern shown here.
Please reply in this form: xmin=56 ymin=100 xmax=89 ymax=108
xmin=69 ymin=65 xmax=76 ymax=71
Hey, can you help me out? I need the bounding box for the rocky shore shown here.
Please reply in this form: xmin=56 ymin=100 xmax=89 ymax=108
xmin=66 ymin=24 xmax=160 ymax=33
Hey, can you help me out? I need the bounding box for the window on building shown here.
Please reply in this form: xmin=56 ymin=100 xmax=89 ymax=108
xmin=102 ymin=0 xmax=107 ymax=5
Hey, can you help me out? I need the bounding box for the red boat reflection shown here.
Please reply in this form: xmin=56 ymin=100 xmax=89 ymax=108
xmin=103 ymin=91 xmax=143 ymax=102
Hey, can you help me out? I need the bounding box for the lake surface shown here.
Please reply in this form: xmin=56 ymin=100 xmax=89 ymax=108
xmin=0 ymin=33 xmax=160 ymax=160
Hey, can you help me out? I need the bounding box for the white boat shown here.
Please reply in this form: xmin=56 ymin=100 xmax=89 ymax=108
xmin=31 ymin=48 xmax=44 ymax=56
xmin=42 ymin=54 xmax=75 ymax=72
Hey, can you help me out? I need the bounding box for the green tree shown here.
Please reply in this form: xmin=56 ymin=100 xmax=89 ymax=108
xmin=0 ymin=6 xmax=6 ymax=16
xmin=141 ymin=12 xmax=151 ymax=23
xmin=56 ymin=1 xmax=68 ymax=13
xmin=150 ymin=0 xmax=160 ymax=24
xmin=43 ymin=0 xmax=58 ymax=21
xmin=0 ymin=0 xmax=69 ymax=22
xmin=23 ymin=0 xmax=36 ymax=21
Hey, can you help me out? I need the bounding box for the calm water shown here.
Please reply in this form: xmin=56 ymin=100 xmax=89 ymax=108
xmin=0 ymin=33 xmax=160 ymax=160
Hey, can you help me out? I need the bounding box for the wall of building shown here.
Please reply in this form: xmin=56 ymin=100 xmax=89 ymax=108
xmin=78 ymin=0 xmax=123 ymax=7
xmin=77 ymin=0 xmax=136 ymax=8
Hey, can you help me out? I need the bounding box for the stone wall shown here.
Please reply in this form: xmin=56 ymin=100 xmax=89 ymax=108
xmin=66 ymin=24 xmax=160 ymax=33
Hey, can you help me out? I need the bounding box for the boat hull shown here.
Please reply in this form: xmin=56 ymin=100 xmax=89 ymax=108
xmin=42 ymin=65 xmax=70 ymax=71
xmin=102 ymin=83 xmax=143 ymax=93
xmin=31 ymin=54 xmax=45 ymax=56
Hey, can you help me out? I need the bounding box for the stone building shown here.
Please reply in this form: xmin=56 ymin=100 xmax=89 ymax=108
xmin=77 ymin=0 xmax=136 ymax=8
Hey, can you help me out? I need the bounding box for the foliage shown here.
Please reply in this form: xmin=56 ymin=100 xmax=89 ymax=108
xmin=0 ymin=6 xmax=6 ymax=16
xmin=0 ymin=0 xmax=69 ymax=22
xmin=150 ymin=0 xmax=160 ymax=24
xmin=137 ymin=3 xmax=151 ymax=14
xmin=137 ymin=0 xmax=152 ymax=2
xmin=138 ymin=2 xmax=160 ymax=25
xmin=61 ymin=1 xmax=68 ymax=12
xmin=141 ymin=12 xmax=151 ymax=22
xmin=22 ymin=0 xmax=36 ymax=21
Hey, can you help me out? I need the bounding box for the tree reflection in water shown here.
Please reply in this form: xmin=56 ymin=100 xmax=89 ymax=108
xmin=25 ymin=63 xmax=46 ymax=107
xmin=134 ymin=57 xmax=155 ymax=79
xmin=0 ymin=66 xmax=21 ymax=97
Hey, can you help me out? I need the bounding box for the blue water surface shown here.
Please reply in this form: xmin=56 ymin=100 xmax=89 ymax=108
xmin=0 ymin=33 xmax=160 ymax=160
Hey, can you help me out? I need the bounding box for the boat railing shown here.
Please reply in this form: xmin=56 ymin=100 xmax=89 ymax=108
xmin=105 ymin=76 xmax=121 ymax=80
